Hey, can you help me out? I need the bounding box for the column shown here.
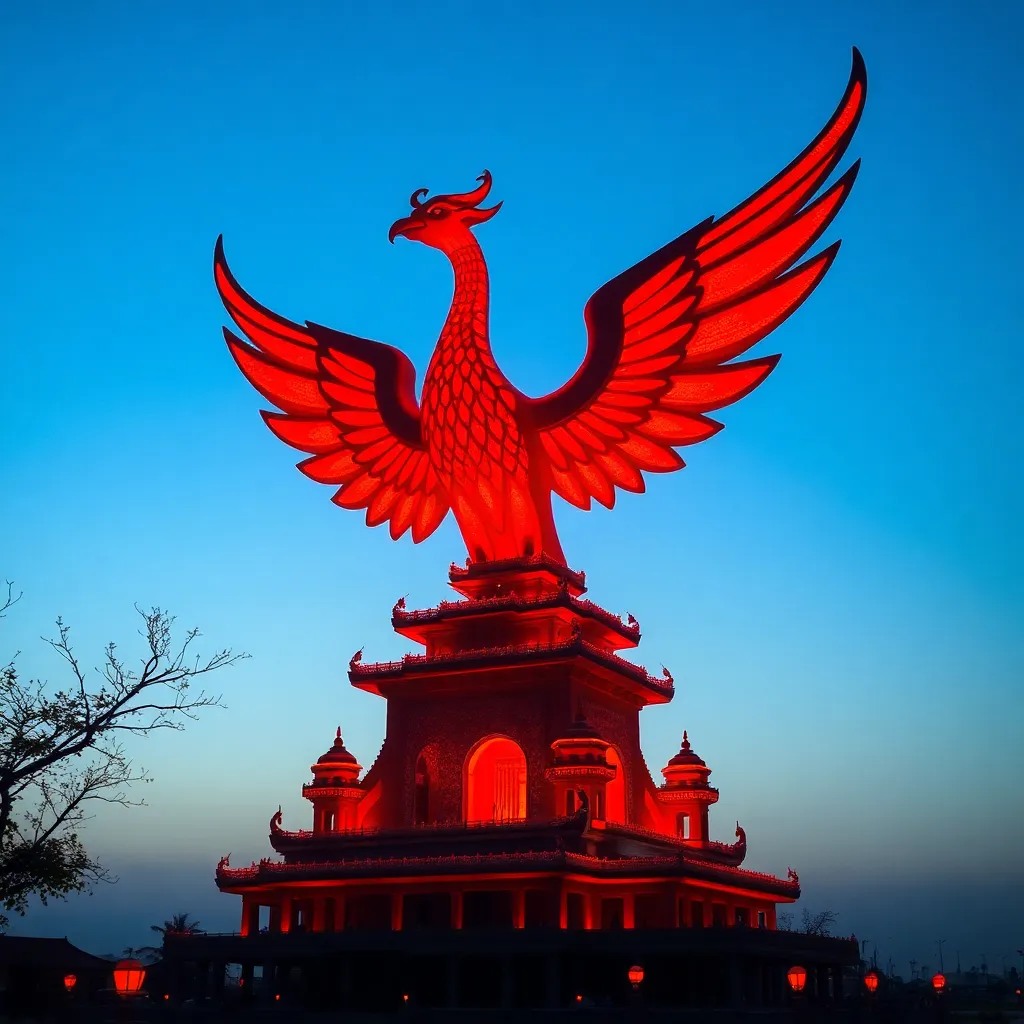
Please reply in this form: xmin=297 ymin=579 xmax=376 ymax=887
xmin=312 ymin=896 xmax=325 ymax=933
xmin=279 ymin=895 xmax=292 ymax=933
xmin=558 ymin=886 xmax=568 ymax=929
xmin=512 ymin=888 xmax=526 ymax=928
xmin=499 ymin=957 xmax=514 ymax=1008
xmin=583 ymin=893 xmax=595 ymax=930
xmin=623 ymin=892 xmax=635 ymax=929
xmin=240 ymin=897 xmax=252 ymax=936
xmin=335 ymin=891 xmax=347 ymax=931
xmin=240 ymin=962 xmax=254 ymax=1002
xmin=451 ymin=890 xmax=463 ymax=929
xmin=544 ymin=954 xmax=561 ymax=1008
xmin=446 ymin=957 xmax=461 ymax=1008
xmin=391 ymin=892 xmax=403 ymax=931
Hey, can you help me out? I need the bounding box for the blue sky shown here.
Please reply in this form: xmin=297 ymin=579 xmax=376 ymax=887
xmin=1 ymin=0 xmax=1021 ymax=971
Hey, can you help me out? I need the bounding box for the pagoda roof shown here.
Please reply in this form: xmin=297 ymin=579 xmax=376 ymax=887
xmin=269 ymin=812 xmax=589 ymax=862
xmin=216 ymin=847 xmax=799 ymax=899
xmin=350 ymin=635 xmax=673 ymax=703
xmin=448 ymin=554 xmax=587 ymax=597
xmin=392 ymin=589 xmax=640 ymax=648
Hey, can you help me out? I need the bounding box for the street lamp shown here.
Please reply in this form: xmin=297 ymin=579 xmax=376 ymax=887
xmin=628 ymin=965 xmax=645 ymax=991
xmin=787 ymin=966 xmax=807 ymax=994
xmin=63 ymin=974 xmax=77 ymax=993
xmin=864 ymin=970 xmax=879 ymax=994
xmin=113 ymin=959 xmax=146 ymax=998
xmin=932 ymin=973 xmax=946 ymax=993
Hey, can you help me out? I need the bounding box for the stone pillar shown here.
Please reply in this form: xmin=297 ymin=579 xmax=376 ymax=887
xmin=213 ymin=962 xmax=226 ymax=1002
xmin=833 ymin=965 xmax=844 ymax=1002
xmin=391 ymin=892 xmax=403 ymax=931
xmin=335 ymin=891 xmax=346 ymax=931
xmin=584 ymin=893 xmax=595 ymax=930
xmin=311 ymin=896 xmax=325 ymax=932
xmin=623 ymin=892 xmax=635 ymax=929
xmin=544 ymin=954 xmax=560 ymax=1008
xmin=726 ymin=957 xmax=743 ymax=1008
xmin=278 ymin=895 xmax=292 ymax=934
xmin=240 ymin=962 xmax=254 ymax=1003
xmin=558 ymin=886 xmax=568 ymax=929
xmin=499 ymin=956 xmax=514 ymax=1008
xmin=446 ymin=957 xmax=460 ymax=1007
xmin=512 ymin=888 xmax=526 ymax=928
xmin=451 ymin=890 xmax=464 ymax=929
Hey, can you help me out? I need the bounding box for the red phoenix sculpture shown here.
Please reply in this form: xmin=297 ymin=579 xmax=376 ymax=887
xmin=217 ymin=51 xmax=866 ymax=565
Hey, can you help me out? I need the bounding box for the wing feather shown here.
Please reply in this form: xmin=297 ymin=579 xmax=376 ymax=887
xmin=528 ymin=51 xmax=865 ymax=511
xmin=215 ymin=237 xmax=449 ymax=541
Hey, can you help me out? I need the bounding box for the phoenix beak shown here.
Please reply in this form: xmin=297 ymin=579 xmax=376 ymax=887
xmin=388 ymin=216 xmax=420 ymax=244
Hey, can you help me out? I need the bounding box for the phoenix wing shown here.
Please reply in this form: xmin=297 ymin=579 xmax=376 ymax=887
xmin=215 ymin=238 xmax=449 ymax=540
xmin=527 ymin=49 xmax=866 ymax=510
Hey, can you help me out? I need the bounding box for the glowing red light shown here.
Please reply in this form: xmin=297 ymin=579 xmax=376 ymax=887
xmin=932 ymin=973 xmax=945 ymax=992
xmin=628 ymin=965 xmax=644 ymax=988
xmin=787 ymin=966 xmax=807 ymax=993
xmin=163 ymin=994 xmax=169 ymax=1001
xmin=402 ymin=993 xmax=409 ymax=1003
xmin=864 ymin=971 xmax=879 ymax=993
xmin=217 ymin=53 xmax=865 ymax=567
xmin=113 ymin=959 xmax=145 ymax=998
xmin=63 ymin=974 xmax=76 ymax=992
xmin=274 ymin=993 xmax=280 ymax=1001
xmin=575 ymin=993 xmax=583 ymax=1003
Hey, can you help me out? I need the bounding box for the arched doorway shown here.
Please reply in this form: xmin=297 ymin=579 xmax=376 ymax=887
xmin=464 ymin=736 xmax=527 ymax=823
xmin=605 ymin=745 xmax=626 ymax=823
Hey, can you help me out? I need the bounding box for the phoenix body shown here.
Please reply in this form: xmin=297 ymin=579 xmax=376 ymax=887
xmin=217 ymin=51 xmax=866 ymax=565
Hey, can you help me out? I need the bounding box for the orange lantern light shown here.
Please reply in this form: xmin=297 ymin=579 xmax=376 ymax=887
xmin=575 ymin=993 xmax=583 ymax=1004
xmin=864 ymin=970 xmax=879 ymax=993
xmin=63 ymin=973 xmax=77 ymax=993
xmin=787 ymin=966 xmax=807 ymax=993
xmin=932 ymin=973 xmax=946 ymax=992
xmin=628 ymin=965 xmax=644 ymax=989
xmin=113 ymin=959 xmax=146 ymax=998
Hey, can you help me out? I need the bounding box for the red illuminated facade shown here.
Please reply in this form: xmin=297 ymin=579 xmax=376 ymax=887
xmin=218 ymin=556 xmax=799 ymax=936
xmin=177 ymin=49 xmax=869 ymax=1014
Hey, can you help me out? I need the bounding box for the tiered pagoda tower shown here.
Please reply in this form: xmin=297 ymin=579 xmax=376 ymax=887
xmin=217 ymin=555 xmax=798 ymax=938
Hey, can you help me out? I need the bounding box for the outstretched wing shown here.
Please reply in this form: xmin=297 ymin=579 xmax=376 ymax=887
xmin=214 ymin=238 xmax=449 ymax=541
xmin=527 ymin=49 xmax=866 ymax=510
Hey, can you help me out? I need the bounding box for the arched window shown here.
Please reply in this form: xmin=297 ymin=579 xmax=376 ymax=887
xmin=414 ymin=754 xmax=430 ymax=825
xmin=464 ymin=736 xmax=527 ymax=823
xmin=605 ymin=746 xmax=626 ymax=823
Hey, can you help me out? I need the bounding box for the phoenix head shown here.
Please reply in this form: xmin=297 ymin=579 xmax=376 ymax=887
xmin=388 ymin=170 xmax=503 ymax=253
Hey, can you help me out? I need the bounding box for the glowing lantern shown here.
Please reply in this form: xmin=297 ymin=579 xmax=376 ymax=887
xmin=63 ymin=974 xmax=77 ymax=992
xmin=787 ymin=966 xmax=807 ymax=993
xmin=864 ymin=970 xmax=879 ymax=993
xmin=932 ymin=973 xmax=946 ymax=992
xmin=628 ymin=965 xmax=644 ymax=989
xmin=113 ymin=959 xmax=146 ymax=998
xmin=575 ymin=993 xmax=583 ymax=1004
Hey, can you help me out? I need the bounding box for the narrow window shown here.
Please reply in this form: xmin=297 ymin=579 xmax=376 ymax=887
xmin=414 ymin=754 xmax=430 ymax=824
xmin=677 ymin=812 xmax=690 ymax=838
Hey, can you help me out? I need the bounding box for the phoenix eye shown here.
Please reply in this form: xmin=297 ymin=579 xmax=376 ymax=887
xmin=428 ymin=207 xmax=447 ymax=218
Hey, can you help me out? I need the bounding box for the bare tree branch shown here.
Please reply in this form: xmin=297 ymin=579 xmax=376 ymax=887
xmin=0 ymin=587 xmax=245 ymax=929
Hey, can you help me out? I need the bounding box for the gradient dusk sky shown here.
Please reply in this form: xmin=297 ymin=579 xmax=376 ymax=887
xmin=2 ymin=0 xmax=1021 ymax=973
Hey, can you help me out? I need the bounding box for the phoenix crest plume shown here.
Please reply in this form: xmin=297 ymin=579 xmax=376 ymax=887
xmin=216 ymin=51 xmax=866 ymax=565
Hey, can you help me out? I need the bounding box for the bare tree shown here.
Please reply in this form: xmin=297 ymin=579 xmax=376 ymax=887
xmin=801 ymin=908 xmax=838 ymax=936
xmin=0 ymin=582 xmax=245 ymax=929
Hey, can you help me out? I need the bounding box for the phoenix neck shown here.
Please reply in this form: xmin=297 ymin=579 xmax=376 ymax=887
xmin=440 ymin=241 xmax=490 ymax=354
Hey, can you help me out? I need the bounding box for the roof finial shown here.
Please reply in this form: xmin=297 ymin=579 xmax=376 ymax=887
xmin=336 ymin=725 xmax=342 ymax=742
